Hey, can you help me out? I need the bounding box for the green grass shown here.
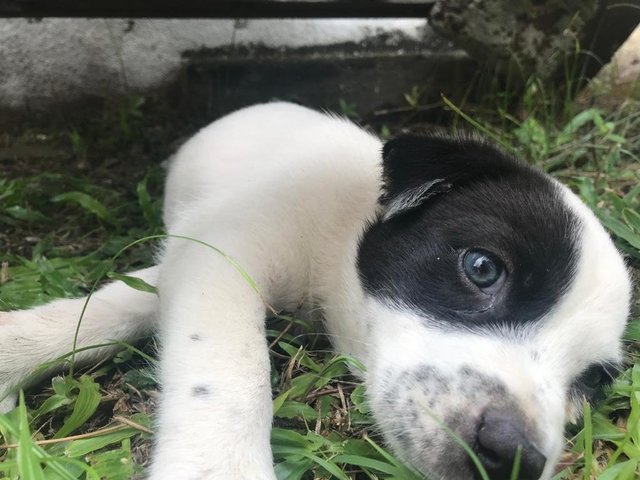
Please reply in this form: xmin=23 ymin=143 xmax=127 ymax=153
xmin=0 ymin=87 xmax=639 ymax=479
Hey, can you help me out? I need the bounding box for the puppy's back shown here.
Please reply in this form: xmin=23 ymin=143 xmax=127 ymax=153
xmin=163 ymin=102 xmax=381 ymax=229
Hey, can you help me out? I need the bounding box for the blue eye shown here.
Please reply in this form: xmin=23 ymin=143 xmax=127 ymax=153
xmin=462 ymin=250 xmax=506 ymax=291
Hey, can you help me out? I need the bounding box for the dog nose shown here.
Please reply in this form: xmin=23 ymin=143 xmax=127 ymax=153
xmin=472 ymin=407 xmax=546 ymax=480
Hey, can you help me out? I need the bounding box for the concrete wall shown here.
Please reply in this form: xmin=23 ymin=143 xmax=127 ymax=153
xmin=0 ymin=18 xmax=428 ymax=109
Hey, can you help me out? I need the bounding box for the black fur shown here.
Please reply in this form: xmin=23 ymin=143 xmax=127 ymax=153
xmin=357 ymin=133 xmax=581 ymax=330
xmin=570 ymin=363 xmax=618 ymax=404
xmin=192 ymin=385 xmax=211 ymax=397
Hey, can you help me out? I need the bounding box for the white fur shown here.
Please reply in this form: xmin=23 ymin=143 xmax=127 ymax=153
xmin=0 ymin=103 xmax=631 ymax=479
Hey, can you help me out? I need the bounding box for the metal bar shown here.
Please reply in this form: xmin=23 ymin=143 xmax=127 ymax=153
xmin=0 ymin=1 xmax=434 ymax=18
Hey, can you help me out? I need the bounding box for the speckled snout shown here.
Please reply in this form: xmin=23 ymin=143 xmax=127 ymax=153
xmin=369 ymin=364 xmax=558 ymax=480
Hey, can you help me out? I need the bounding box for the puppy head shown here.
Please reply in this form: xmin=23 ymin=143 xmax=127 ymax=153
xmin=357 ymin=133 xmax=631 ymax=480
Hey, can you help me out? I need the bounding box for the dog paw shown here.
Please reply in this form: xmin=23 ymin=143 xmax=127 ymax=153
xmin=148 ymin=448 xmax=278 ymax=480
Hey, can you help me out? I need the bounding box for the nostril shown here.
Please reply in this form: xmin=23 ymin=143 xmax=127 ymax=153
xmin=476 ymin=417 xmax=516 ymax=468
xmin=472 ymin=408 xmax=547 ymax=480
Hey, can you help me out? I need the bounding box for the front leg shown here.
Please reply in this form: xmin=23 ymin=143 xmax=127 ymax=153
xmin=150 ymin=241 xmax=276 ymax=480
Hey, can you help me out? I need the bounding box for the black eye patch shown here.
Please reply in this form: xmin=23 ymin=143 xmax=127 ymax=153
xmin=570 ymin=363 xmax=618 ymax=404
xmin=358 ymin=133 xmax=581 ymax=330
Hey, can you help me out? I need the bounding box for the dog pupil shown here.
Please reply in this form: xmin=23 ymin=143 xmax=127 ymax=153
xmin=472 ymin=256 xmax=496 ymax=284
xmin=464 ymin=250 xmax=500 ymax=288
xmin=474 ymin=257 xmax=491 ymax=275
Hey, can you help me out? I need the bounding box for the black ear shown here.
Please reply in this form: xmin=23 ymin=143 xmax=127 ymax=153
xmin=380 ymin=133 xmax=522 ymax=220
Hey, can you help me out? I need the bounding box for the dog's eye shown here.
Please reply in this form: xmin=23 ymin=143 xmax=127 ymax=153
xmin=577 ymin=364 xmax=614 ymax=391
xmin=581 ymin=366 xmax=605 ymax=389
xmin=570 ymin=364 xmax=616 ymax=403
xmin=462 ymin=250 xmax=506 ymax=292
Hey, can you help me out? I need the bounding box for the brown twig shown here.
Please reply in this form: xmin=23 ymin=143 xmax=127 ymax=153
xmin=113 ymin=415 xmax=154 ymax=434
xmin=0 ymin=416 xmax=153 ymax=450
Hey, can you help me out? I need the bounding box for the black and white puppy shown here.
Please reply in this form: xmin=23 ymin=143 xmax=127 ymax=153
xmin=0 ymin=103 xmax=631 ymax=479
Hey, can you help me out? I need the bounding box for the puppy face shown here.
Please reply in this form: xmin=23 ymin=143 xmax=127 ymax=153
xmin=357 ymin=135 xmax=631 ymax=480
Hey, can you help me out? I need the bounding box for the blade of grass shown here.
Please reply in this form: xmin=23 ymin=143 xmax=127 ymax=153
xmin=17 ymin=392 xmax=45 ymax=480
xmin=509 ymin=445 xmax=523 ymax=480
xmin=418 ymin=399 xmax=490 ymax=480
xmin=441 ymin=95 xmax=513 ymax=151
xmin=583 ymin=400 xmax=593 ymax=479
